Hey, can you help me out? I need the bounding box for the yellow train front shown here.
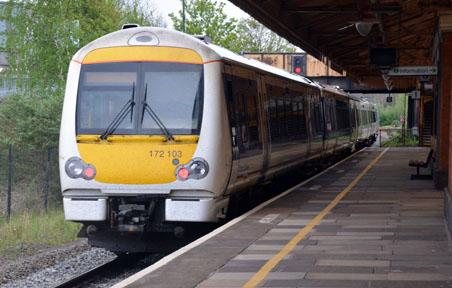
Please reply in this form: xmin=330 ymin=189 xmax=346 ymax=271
xmin=59 ymin=27 xmax=232 ymax=252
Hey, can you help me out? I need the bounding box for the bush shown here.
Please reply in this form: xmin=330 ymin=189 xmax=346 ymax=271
xmin=377 ymin=94 xmax=406 ymax=127
xmin=0 ymin=92 xmax=62 ymax=150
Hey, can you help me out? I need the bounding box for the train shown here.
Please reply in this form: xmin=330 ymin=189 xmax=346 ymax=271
xmin=59 ymin=26 xmax=378 ymax=252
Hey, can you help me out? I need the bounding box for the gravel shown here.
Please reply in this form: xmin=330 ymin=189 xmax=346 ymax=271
xmin=0 ymin=239 xmax=116 ymax=288
xmin=78 ymin=254 xmax=165 ymax=288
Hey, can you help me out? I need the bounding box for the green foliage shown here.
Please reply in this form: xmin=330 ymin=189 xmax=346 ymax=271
xmin=0 ymin=93 xmax=61 ymax=149
xmin=231 ymin=18 xmax=297 ymax=52
xmin=377 ymin=94 xmax=406 ymax=127
xmin=169 ymin=0 xmax=237 ymax=49
xmin=169 ymin=1 xmax=297 ymax=53
xmin=0 ymin=209 xmax=81 ymax=259
xmin=0 ymin=0 xmax=165 ymax=150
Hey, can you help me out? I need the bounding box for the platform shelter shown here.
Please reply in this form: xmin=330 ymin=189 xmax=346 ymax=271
xmin=228 ymin=0 xmax=452 ymax=239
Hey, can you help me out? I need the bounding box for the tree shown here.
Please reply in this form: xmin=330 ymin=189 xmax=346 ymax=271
xmin=0 ymin=0 xmax=165 ymax=150
xmin=231 ymin=18 xmax=297 ymax=53
xmin=169 ymin=0 xmax=237 ymax=49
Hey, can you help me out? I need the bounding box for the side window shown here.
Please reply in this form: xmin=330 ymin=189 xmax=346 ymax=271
xmin=237 ymin=92 xmax=248 ymax=144
xmin=224 ymin=76 xmax=237 ymax=146
xmin=310 ymin=94 xmax=322 ymax=137
xmin=291 ymin=89 xmax=304 ymax=140
xmin=277 ymin=97 xmax=286 ymax=140
xmin=267 ymin=81 xmax=286 ymax=142
xmin=246 ymin=79 xmax=259 ymax=143
xmin=336 ymin=99 xmax=350 ymax=131
xmin=324 ymin=96 xmax=334 ymax=134
xmin=268 ymin=97 xmax=279 ymax=141
xmin=360 ymin=110 xmax=365 ymax=125
xmin=232 ymin=74 xmax=260 ymax=146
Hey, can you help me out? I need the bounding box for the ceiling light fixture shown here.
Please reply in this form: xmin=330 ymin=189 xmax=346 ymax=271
xmin=355 ymin=22 xmax=374 ymax=37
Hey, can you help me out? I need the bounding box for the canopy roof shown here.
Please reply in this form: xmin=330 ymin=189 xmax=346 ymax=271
xmin=229 ymin=0 xmax=452 ymax=89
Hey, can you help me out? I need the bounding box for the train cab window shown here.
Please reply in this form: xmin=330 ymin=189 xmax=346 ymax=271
xmin=77 ymin=63 xmax=139 ymax=134
xmin=76 ymin=62 xmax=203 ymax=136
xmin=141 ymin=62 xmax=203 ymax=135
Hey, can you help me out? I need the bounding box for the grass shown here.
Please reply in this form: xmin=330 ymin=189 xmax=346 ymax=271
xmin=0 ymin=209 xmax=82 ymax=260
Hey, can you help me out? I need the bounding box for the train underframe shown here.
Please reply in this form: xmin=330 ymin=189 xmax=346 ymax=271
xmin=77 ymin=196 xmax=220 ymax=253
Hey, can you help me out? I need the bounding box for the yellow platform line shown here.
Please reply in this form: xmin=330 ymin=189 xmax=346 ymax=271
xmin=242 ymin=147 xmax=390 ymax=288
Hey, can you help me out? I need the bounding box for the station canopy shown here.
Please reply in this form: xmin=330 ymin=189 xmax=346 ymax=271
xmin=229 ymin=0 xmax=452 ymax=89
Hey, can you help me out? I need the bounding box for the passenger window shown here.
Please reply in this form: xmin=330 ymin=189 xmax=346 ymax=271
xmin=310 ymin=94 xmax=322 ymax=137
xmin=336 ymin=99 xmax=351 ymax=131
xmin=232 ymin=75 xmax=260 ymax=145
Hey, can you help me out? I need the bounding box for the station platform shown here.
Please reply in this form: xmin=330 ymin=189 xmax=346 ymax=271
xmin=114 ymin=147 xmax=452 ymax=288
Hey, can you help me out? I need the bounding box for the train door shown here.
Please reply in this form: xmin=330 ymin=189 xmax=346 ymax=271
xmin=223 ymin=65 xmax=239 ymax=195
xmin=308 ymin=89 xmax=323 ymax=160
xmin=323 ymin=93 xmax=338 ymax=155
xmin=257 ymin=75 xmax=270 ymax=185
xmin=334 ymin=96 xmax=352 ymax=151
xmin=223 ymin=64 xmax=265 ymax=192
xmin=351 ymin=101 xmax=359 ymax=147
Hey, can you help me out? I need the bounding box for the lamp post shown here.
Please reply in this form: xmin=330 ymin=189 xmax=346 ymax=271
xmin=182 ymin=0 xmax=186 ymax=32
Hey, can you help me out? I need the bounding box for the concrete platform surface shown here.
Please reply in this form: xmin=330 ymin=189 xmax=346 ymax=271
xmin=114 ymin=147 xmax=452 ymax=288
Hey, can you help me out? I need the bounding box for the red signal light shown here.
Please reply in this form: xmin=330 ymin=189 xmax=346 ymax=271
xmin=178 ymin=168 xmax=189 ymax=179
xmin=295 ymin=67 xmax=302 ymax=74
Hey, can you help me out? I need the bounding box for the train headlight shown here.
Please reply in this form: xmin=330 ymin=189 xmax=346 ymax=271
xmin=189 ymin=159 xmax=208 ymax=179
xmin=175 ymin=158 xmax=209 ymax=181
xmin=65 ymin=157 xmax=96 ymax=180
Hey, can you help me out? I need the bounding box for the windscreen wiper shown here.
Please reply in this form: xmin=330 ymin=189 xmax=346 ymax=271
xmin=100 ymin=83 xmax=135 ymax=140
xmin=141 ymin=84 xmax=174 ymax=141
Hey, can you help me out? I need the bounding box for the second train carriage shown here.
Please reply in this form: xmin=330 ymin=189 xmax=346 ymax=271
xmin=59 ymin=26 xmax=378 ymax=252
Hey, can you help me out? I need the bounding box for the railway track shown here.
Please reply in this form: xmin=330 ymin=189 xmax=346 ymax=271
xmin=52 ymin=253 xmax=157 ymax=288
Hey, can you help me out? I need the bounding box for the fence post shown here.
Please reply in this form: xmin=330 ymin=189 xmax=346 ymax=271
xmin=44 ymin=143 xmax=50 ymax=212
xmin=7 ymin=144 xmax=11 ymax=223
xmin=379 ymin=129 xmax=381 ymax=147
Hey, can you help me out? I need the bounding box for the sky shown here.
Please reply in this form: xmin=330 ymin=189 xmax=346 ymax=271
xmin=154 ymin=0 xmax=250 ymax=28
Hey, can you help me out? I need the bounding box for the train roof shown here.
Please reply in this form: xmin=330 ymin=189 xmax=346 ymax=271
xmin=73 ymin=27 xmax=319 ymax=87
xmin=72 ymin=27 xmax=361 ymax=101
xmin=206 ymin=43 xmax=318 ymax=87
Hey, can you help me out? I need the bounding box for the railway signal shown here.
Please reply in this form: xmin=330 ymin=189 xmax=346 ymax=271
xmin=293 ymin=56 xmax=305 ymax=75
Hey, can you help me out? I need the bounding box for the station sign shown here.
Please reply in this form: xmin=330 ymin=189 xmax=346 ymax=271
xmin=388 ymin=66 xmax=437 ymax=76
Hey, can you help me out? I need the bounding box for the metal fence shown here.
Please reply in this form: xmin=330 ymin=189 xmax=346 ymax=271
xmin=379 ymin=128 xmax=418 ymax=147
xmin=0 ymin=145 xmax=61 ymax=222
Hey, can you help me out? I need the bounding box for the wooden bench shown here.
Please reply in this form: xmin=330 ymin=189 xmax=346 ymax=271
xmin=409 ymin=149 xmax=433 ymax=180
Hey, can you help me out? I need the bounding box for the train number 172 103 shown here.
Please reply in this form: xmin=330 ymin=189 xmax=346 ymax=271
xmin=150 ymin=150 xmax=182 ymax=158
